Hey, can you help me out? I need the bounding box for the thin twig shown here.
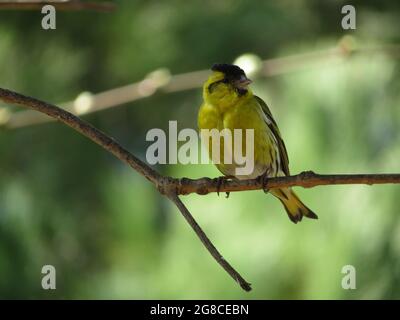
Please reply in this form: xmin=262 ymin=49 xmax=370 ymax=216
xmin=0 ymin=87 xmax=160 ymax=184
xmin=168 ymin=194 xmax=251 ymax=291
xmin=1 ymin=87 xmax=400 ymax=292
xmin=0 ymin=0 xmax=116 ymax=12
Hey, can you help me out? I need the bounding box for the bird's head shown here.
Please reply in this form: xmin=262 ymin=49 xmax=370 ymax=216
xmin=203 ymin=63 xmax=252 ymax=104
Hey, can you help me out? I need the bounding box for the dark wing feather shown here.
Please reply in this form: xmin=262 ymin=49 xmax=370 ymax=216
xmin=254 ymin=95 xmax=290 ymax=176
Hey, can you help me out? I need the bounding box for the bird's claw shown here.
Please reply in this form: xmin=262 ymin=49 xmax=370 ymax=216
xmin=258 ymin=174 xmax=270 ymax=193
xmin=214 ymin=177 xmax=223 ymax=196
xmin=213 ymin=176 xmax=232 ymax=197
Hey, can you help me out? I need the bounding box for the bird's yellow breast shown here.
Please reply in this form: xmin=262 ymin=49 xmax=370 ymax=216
xmin=198 ymin=81 xmax=276 ymax=178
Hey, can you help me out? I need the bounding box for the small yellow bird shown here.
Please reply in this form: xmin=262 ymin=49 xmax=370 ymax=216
xmin=198 ymin=63 xmax=317 ymax=223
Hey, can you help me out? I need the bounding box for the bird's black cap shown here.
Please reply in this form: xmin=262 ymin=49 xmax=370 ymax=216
xmin=211 ymin=63 xmax=246 ymax=78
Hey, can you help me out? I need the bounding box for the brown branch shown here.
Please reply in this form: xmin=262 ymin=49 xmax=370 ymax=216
xmin=169 ymin=172 xmax=400 ymax=196
xmin=1 ymin=87 xmax=399 ymax=291
xmin=0 ymin=87 xmax=252 ymax=292
xmin=0 ymin=0 xmax=116 ymax=12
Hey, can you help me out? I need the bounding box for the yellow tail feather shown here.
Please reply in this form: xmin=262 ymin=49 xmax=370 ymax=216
xmin=271 ymin=188 xmax=318 ymax=224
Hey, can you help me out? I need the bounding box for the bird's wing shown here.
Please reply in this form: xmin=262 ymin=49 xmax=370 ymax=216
xmin=254 ymin=95 xmax=290 ymax=176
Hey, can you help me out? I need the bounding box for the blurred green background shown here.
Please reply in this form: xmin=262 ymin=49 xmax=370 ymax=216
xmin=0 ymin=0 xmax=400 ymax=299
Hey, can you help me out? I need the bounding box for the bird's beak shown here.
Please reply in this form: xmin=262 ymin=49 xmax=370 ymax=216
xmin=234 ymin=75 xmax=252 ymax=89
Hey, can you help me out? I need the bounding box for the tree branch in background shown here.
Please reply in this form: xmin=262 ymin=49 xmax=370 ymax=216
xmin=2 ymin=41 xmax=400 ymax=129
xmin=0 ymin=0 xmax=116 ymax=12
xmin=1 ymin=87 xmax=400 ymax=291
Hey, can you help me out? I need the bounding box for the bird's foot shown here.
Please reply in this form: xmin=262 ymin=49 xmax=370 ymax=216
xmin=213 ymin=176 xmax=234 ymax=197
xmin=258 ymin=173 xmax=270 ymax=193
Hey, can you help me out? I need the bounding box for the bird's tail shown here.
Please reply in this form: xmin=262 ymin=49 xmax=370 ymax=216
xmin=271 ymin=187 xmax=318 ymax=223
